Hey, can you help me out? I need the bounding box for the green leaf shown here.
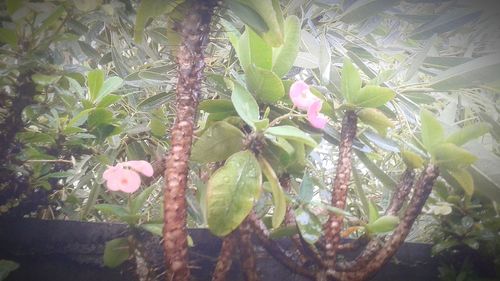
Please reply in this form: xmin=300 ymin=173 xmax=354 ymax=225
xmin=358 ymin=108 xmax=394 ymax=136
xmin=230 ymin=80 xmax=260 ymax=130
xmin=272 ymin=15 xmax=300 ymax=77
xmin=191 ymin=121 xmax=245 ymax=163
xmin=430 ymin=53 xmax=500 ymax=90
xmin=246 ymin=65 xmax=285 ymax=103
xmin=294 ymin=207 xmax=322 ymax=244
xmin=246 ymin=27 xmax=273 ymax=70
xmin=6 ymin=0 xmax=24 ymax=15
xmin=67 ymin=108 xmax=94 ymax=128
xmin=207 ymin=151 xmax=262 ymax=236
xmin=140 ymin=223 xmax=163 ymax=237
xmin=227 ymin=0 xmax=268 ymax=38
xmin=0 ymin=28 xmax=17 ymax=48
xmin=410 ymin=8 xmax=481 ymax=40
xmin=319 ymin=34 xmax=331 ymax=84
xmin=103 ymin=238 xmax=130 ymax=268
xmin=134 ymin=0 xmax=183 ymax=43
xmin=352 ymin=85 xmax=396 ymax=108
xmin=137 ymin=92 xmax=174 ymax=111
xmin=434 ymin=143 xmax=477 ymax=170
xmin=401 ymin=150 xmax=424 ymax=169
xmin=366 ymin=215 xmax=399 ymax=234
xmin=367 ymin=200 xmax=379 ymax=224
xmin=265 ymin=126 xmax=317 ymax=148
xmin=97 ymin=94 xmax=122 ymax=108
xmin=17 ymin=132 xmax=55 ymax=144
xmin=446 ymin=123 xmax=490 ymax=146
xmin=260 ymin=157 xmax=286 ymax=228
xmin=0 ymin=259 xmax=19 ymax=280
xmin=269 ymin=225 xmax=299 ymax=239
xmin=87 ymin=108 xmax=113 ymax=128
xmin=341 ymin=58 xmax=362 ymax=103
xmin=34 ymin=6 xmax=65 ymax=35
xmin=95 ymin=204 xmax=129 ymax=218
xmin=449 ymin=169 xmax=474 ymax=196
xmin=298 ymin=173 xmax=314 ymax=203
xmin=95 ymin=76 xmax=123 ymax=104
xmin=420 ymin=109 xmax=444 ymax=152
xmin=87 ymin=69 xmax=104 ymax=102
xmin=198 ymin=99 xmax=235 ymax=113
xmin=340 ymin=0 xmax=401 ymax=23
xmin=130 ymin=185 xmax=156 ymax=214
xmin=32 ymin=73 xmax=61 ymax=86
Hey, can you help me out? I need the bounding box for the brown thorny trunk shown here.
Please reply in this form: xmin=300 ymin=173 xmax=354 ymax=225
xmin=163 ymin=1 xmax=215 ymax=281
xmin=239 ymin=219 xmax=260 ymax=281
xmin=211 ymin=232 xmax=237 ymax=281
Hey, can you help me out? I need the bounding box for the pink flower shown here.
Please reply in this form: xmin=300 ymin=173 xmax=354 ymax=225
xmin=289 ymin=81 xmax=321 ymax=111
xmin=102 ymin=161 xmax=154 ymax=193
xmin=307 ymin=100 xmax=329 ymax=129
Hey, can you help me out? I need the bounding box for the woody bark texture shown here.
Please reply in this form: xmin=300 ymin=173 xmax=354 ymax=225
xmin=211 ymin=232 xmax=237 ymax=281
xmin=323 ymin=110 xmax=357 ymax=267
xmin=238 ymin=220 xmax=260 ymax=281
xmin=163 ymin=1 xmax=215 ymax=280
xmin=335 ymin=164 xmax=439 ymax=281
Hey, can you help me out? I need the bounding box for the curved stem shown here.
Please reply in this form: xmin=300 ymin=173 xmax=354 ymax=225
xmin=238 ymin=219 xmax=260 ymax=281
xmin=211 ymin=232 xmax=237 ymax=281
xmin=162 ymin=1 xmax=216 ymax=280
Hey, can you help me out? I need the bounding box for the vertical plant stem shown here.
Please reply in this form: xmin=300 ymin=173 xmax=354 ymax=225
xmin=163 ymin=1 xmax=215 ymax=280
xmin=211 ymin=232 xmax=237 ymax=281
xmin=323 ymin=110 xmax=357 ymax=267
xmin=238 ymin=220 xmax=260 ymax=281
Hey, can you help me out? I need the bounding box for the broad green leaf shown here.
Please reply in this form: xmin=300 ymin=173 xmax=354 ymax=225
xmin=340 ymin=0 xmax=401 ymax=23
xmin=366 ymin=215 xmax=399 ymax=234
xmin=191 ymin=121 xmax=245 ymax=163
xmin=95 ymin=77 xmax=123 ymax=104
xmin=298 ymin=173 xmax=314 ymax=203
xmin=198 ymin=99 xmax=235 ymax=113
xmin=17 ymin=132 xmax=55 ymax=145
xmin=430 ymin=53 xmax=500 ymax=90
xmin=265 ymin=126 xmax=317 ymax=147
xmin=367 ymin=200 xmax=379 ymax=224
xmin=0 ymin=28 xmax=17 ymax=48
xmin=87 ymin=69 xmax=104 ymax=102
xmin=226 ymin=0 xmax=268 ymax=38
xmin=140 ymin=223 xmax=162 ymax=237
xmin=446 ymin=123 xmax=490 ymax=146
xmin=230 ymin=80 xmax=260 ymax=130
xmin=67 ymin=108 xmax=94 ymax=128
xmin=410 ymin=8 xmax=481 ymax=40
xmin=341 ymin=58 xmax=362 ymax=103
xmin=260 ymin=157 xmax=286 ymax=228
xmin=286 ymin=140 xmax=307 ymax=176
xmin=130 ymin=185 xmax=156 ymax=214
xmin=137 ymin=92 xmax=174 ymax=111
xmin=294 ymin=207 xmax=322 ymax=244
xmin=0 ymin=259 xmax=19 ymax=280
xmin=97 ymin=94 xmax=122 ymax=108
xmin=94 ymin=204 xmax=138 ymax=224
xmin=34 ymin=6 xmax=65 ymax=35
xmin=88 ymin=108 xmax=113 ymax=128
xmin=247 ymin=27 xmax=273 ymax=70
xmin=420 ymin=109 xmax=444 ymax=152
xmin=103 ymin=238 xmax=130 ymax=268
xmin=237 ymin=29 xmax=251 ymax=71
xmin=449 ymin=169 xmax=474 ymax=196
xmin=246 ymin=65 xmax=285 ymax=103
xmin=207 ymin=151 xmax=262 ymax=236
xmin=352 ymin=85 xmax=396 ymax=108
xmin=269 ymin=225 xmax=299 ymax=239
xmin=254 ymin=118 xmax=270 ymax=131
xmin=401 ymin=150 xmax=424 ymax=169
xmin=434 ymin=143 xmax=477 ymax=170
xmin=134 ymin=0 xmax=183 ymax=43
xmin=358 ymin=108 xmax=394 ymax=136
xmin=272 ymin=15 xmax=300 ymax=77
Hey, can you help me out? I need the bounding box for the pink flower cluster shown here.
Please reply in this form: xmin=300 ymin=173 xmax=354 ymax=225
xmin=289 ymin=81 xmax=329 ymax=129
xmin=103 ymin=160 xmax=154 ymax=193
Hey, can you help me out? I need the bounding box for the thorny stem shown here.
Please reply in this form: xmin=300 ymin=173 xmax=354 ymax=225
xmin=238 ymin=219 xmax=260 ymax=281
xmin=323 ymin=110 xmax=357 ymax=267
xmin=211 ymin=232 xmax=237 ymax=281
xmin=162 ymin=1 xmax=216 ymax=281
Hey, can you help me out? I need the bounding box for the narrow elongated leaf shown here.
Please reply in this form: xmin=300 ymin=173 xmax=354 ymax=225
xmin=96 ymin=76 xmax=123 ymax=104
xmin=103 ymin=238 xmax=130 ymax=268
xmin=430 ymin=53 xmax=500 ymax=90
xmin=405 ymin=35 xmax=437 ymax=81
xmin=319 ymin=34 xmax=331 ymax=84
xmin=434 ymin=143 xmax=477 ymax=170
xmin=340 ymin=0 xmax=401 ymax=23
xmin=95 ymin=204 xmax=129 ymax=219
xmin=198 ymin=99 xmax=235 ymax=113
xmin=358 ymin=108 xmax=394 ymax=136
xmin=137 ymin=92 xmax=174 ymax=111
xmin=230 ymin=80 xmax=260 ymax=129
xmin=366 ymin=215 xmax=399 ymax=234
xmin=352 ymin=85 xmax=396 ymax=108
xmin=298 ymin=173 xmax=314 ymax=203
xmin=272 ymin=15 xmax=300 ymax=77
xmin=134 ymin=0 xmax=183 ymax=43
xmin=226 ymin=0 xmax=268 ymax=37
xmin=244 ymin=0 xmax=284 ymax=47
xmin=341 ymin=58 xmax=362 ymax=103
xmin=191 ymin=121 xmax=245 ymax=163
xmin=140 ymin=223 xmax=163 ymax=237
xmin=420 ymin=109 xmax=444 ymax=152
xmin=260 ymin=157 xmax=286 ymax=228
xmin=294 ymin=207 xmax=322 ymax=244
xmin=87 ymin=69 xmax=104 ymax=102
xmin=130 ymin=185 xmax=156 ymax=214
xmin=265 ymin=126 xmax=317 ymax=147
xmin=246 ymin=65 xmax=285 ymax=103
xmin=207 ymin=151 xmax=262 ymax=236
xmin=446 ymin=123 xmax=490 ymax=146
xmin=355 ymin=150 xmax=397 ymax=190
xmin=368 ymin=200 xmax=379 ymax=224
xmin=401 ymin=150 xmax=424 ymax=169
xmin=448 ymin=169 xmax=474 ymax=196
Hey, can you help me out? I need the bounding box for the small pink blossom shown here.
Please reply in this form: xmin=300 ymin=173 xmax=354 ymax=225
xmin=103 ymin=161 xmax=154 ymax=193
xmin=307 ymin=100 xmax=329 ymax=129
xmin=289 ymin=81 xmax=321 ymax=111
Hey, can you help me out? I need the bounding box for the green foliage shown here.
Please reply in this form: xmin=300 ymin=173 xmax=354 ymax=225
xmin=341 ymin=58 xmax=362 ymax=104
xmin=191 ymin=121 xmax=245 ymax=163
xmin=0 ymin=260 xmax=19 ymax=281
xmin=294 ymin=207 xmax=322 ymax=244
xmin=229 ymin=80 xmax=260 ymax=130
xmin=103 ymin=238 xmax=130 ymax=268
xmin=366 ymin=215 xmax=400 ymax=234
xmin=265 ymin=126 xmax=317 ymax=148
xmin=259 ymin=157 xmax=286 ymax=228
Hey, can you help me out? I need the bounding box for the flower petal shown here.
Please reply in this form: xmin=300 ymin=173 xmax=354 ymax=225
xmin=119 ymin=160 xmax=154 ymax=177
xmin=103 ymin=166 xmax=122 ymax=181
xmin=117 ymin=169 xmax=142 ymax=193
xmin=289 ymin=81 xmax=320 ymax=111
xmin=307 ymin=100 xmax=329 ymax=129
